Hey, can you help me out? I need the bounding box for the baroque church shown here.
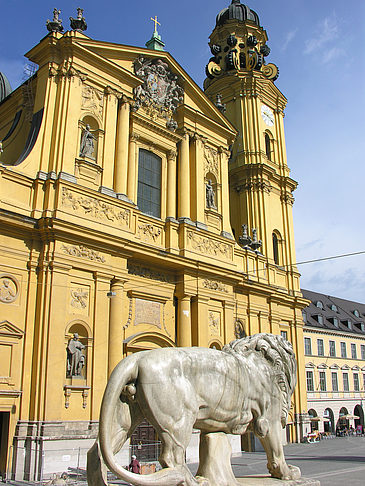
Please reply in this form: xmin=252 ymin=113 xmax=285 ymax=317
xmin=0 ymin=1 xmax=309 ymax=480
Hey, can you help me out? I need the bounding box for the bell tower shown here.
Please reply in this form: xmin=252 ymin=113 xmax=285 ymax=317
xmin=204 ymin=0 xmax=298 ymax=274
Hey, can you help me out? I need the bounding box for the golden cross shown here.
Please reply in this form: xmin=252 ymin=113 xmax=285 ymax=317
xmin=150 ymin=15 xmax=161 ymax=33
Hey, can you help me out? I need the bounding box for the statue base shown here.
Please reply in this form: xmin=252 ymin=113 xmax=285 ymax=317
xmin=237 ymin=476 xmax=320 ymax=485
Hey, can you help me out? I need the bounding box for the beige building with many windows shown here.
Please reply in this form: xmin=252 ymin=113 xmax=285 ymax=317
xmin=0 ymin=2 xmax=309 ymax=480
xmin=302 ymin=289 xmax=365 ymax=435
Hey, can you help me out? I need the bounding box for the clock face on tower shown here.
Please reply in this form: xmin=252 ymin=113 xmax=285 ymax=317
xmin=261 ymin=104 xmax=274 ymax=127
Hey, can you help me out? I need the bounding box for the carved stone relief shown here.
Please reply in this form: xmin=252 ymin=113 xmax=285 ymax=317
xmin=70 ymin=286 xmax=89 ymax=314
xmin=137 ymin=223 xmax=161 ymax=243
xmin=62 ymin=244 xmax=106 ymax=263
xmin=187 ymin=231 xmax=232 ymax=259
xmin=81 ymin=85 xmax=104 ymax=118
xmin=204 ymin=146 xmax=219 ymax=178
xmin=209 ymin=311 xmax=221 ymax=336
xmin=202 ymin=279 xmax=228 ymax=293
xmin=61 ymin=188 xmax=130 ymax=227
xmin=128 ymin=263 xmax=173 ymax=283
xmin=0 ymin=275 xmax=19 ymax=304
xmin=133 ymin=56 xmax=184 ymax=129
xmin=134 ymin=298 xmax=161 ymax=329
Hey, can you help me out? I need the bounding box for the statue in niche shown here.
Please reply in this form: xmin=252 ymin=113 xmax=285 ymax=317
xmin=206 ymin=179 xmax=216 ymax=209
xmin=67 ymin=333 xmax=86 ymax=377
xmin=79 ymin=124 xmax=96 ymax=158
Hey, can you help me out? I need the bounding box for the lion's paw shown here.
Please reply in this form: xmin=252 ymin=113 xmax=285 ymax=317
xmin=195 ymin=475 xmax=210 ymax=486
xmin=285 ymin=465 xmax=301 ymax=480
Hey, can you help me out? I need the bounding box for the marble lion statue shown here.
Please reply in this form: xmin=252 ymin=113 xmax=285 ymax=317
xmin=87 ymin=333 xmax=300 ymax=486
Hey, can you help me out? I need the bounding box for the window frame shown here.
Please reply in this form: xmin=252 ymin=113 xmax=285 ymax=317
xmin=340 ymin=341 xmax=347 ymax=358
xmin=319 ymin=371 xmax=327 ymax=392
xmin=343 ymin=372 xmax=349 ymax=392
xmin=351 ymin=343 xmax=357 ymax=359
xmin=304 ymin=337 xmax=312 ymax=356
xmin=331 ymin=372 xmax=338 ymax=392
xmin=317 ymin=339 xmax=324 ymax=356
xmin=354 ymin=373 xmax=360 ymax=392
xmin=306 ymin=370 xmax=314 ymax=392
xmin=329 ymin=340 xmax=336 ymax=357
xmin=137 ymin=148 xmax=162 ymax=219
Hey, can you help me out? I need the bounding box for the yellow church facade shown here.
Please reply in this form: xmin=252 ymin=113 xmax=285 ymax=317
xmin=0 ymin=2 xmax=308 ymax=480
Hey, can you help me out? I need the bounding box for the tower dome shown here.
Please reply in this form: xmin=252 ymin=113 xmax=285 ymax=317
xmin=0 ymin=72 xmax=12 ymax=103
xmin=216 ymin=0 xmax=260 ymax=27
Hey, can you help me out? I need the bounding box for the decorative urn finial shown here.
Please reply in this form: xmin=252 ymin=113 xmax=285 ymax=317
xmin=70 ymin=7 xmax=87 ymax=32
xmin=46 ymin=8 xmax=63 ymax=33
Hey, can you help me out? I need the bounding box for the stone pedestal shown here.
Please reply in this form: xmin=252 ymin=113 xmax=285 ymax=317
xmin=236 ymin=477 xmax=320 ymax=485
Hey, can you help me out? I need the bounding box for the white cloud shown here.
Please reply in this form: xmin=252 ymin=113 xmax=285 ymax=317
xmin=322 ymin=46 xmax=345 ymax=63
xmin=304 ymin=14 xmax=339 ymax=55
xmin=282 ymin=29 xmax=297 ymax=51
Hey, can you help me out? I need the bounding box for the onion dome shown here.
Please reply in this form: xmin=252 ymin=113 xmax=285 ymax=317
xmin=216 ymin=0 xmax=260 ymax=27
xmin=0 ymin=72 xmax=12 ymax=103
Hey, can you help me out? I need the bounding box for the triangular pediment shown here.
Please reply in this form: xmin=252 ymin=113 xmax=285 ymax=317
xmin=352 ymin=365 xmax=360 ymax=371
xmin=317 ymin=363 xmax=328 ymax=369
xmin=305 ymin=362 xmax=315 ymax=368
xmin=70 ymin=38 xmax=237 ymax=138
xmin=329 ymin=364 xmax=339 ymax=369
xmin=0 ymin=320 xmax=24 ymax=339
xmin=341 ymin=364 xmax=350 ymax=370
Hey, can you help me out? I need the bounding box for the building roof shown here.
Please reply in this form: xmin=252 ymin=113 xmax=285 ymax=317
xmin=302 ymin=288 xmax=365 ymax=336
xmin=216 ymin=0 xmax=260 ymax=28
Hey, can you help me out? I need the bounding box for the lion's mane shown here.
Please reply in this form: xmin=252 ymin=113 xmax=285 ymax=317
xmin=223 ymin=333 xmax=297 ymax=426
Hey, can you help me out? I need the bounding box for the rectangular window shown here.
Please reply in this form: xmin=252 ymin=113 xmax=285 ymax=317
xmin=137 ymin=149 xmax=162 ymax=219
xmin=351 ymin=343 xmax=357 ymax=359
xmin=317 ymin=339 xmax=324 ymax=356
xmin=319 ymin=371 xmax=326 ymax=391
xmin=306 ymin=371 xmax=314 ymax=392
xmin=281 ymin=331 xmax=288 ymax=340
xmin=343 ymin=373 xmax=349 ymax=391
xmin=329 ymin=340 xmax=336 ymax=357
xmin=304 ymin=337 xmax=312 ymax=355
xmin=331 ymin=372 xmax=338 ymax=392
xmin=354 ymin=373 xmax=360 ymax=391
xmin=340 ymin=342 xmax=347 ymax=358
xmin=361 ymin=345 xmax=365 ymax=360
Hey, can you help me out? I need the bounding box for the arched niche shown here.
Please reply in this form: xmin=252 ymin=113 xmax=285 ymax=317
xmin=79 ymin=115 xmax=99 ymax=161
xmin=264 ymin=130 xmax=274 ymax=161
xmin=323 ymin=408 xmax=335 ymax=434
xmin=205 ymin=172 xmax=218 ymax=211
xmin=65 ymin=320 xmax=92 ymax=380
xmin=272 ymin=230 xmax=282 ymax=265
xmin=209 ymin=340 xmax=222 ymax=350
xmin=124 ymin=331 xmax=175 ymax=355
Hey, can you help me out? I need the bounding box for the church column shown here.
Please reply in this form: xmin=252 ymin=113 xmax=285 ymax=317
xmin=192 ymin=134 xmax=205 ymax=224
xmin=108 ymin=278 xmax=127 ymax=376
xmin=177 ymin=294 xmax=192 ymax=347
xmin=178 ymin=131 xmax=190 ymax=221
xmin=219 ymin=147 xmax=233 ymax=238
xmin=114 ymin=99 xmax=130 ymax=197
xmin=166 ymin=149 xmax=177 ymax=219
xmin=127 ymin=133 xmax=139 ymax=203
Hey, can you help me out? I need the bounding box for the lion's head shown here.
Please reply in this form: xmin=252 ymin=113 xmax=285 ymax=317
xmin=223 ymin=333 xmax=297 ymax=427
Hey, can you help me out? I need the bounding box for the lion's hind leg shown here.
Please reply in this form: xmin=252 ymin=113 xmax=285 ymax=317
xmin=259 ymin=420 xmax=301 ymax=480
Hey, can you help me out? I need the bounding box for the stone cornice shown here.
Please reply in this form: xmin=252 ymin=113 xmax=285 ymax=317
xmin=304 ymin=326 xmax=365 ymax=341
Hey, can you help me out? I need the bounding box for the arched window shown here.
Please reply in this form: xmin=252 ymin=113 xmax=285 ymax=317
xmin=137 ymin=149 xmax=162 ymax=218
xmin=265 ymin=133 xmax=271 ymax=160
xmin=272 ymin=232 xmax=279 ymax=264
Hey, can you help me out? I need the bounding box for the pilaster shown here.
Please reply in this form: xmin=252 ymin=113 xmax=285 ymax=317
xmin=114 ymin=99 xmax=130 ymax=197
xmin=166 ymin=149 xmax=177 ymax=219
xmin=108 ymin=277 xmax=128 ymax=376
xmin=127 ymin=133 xmax=139 ymax=203
xmin=178 ymin=131 xmax=190 ymax=221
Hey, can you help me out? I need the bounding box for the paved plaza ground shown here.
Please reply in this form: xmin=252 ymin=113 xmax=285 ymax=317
xmin=227 ymin=436 xmax=365 ymax=486
xmin=7 ymin=435 xmax=365 ymax=486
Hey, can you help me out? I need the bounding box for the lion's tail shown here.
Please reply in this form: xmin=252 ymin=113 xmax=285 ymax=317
xmin=97 ymin=353 xmax=186 ymax=486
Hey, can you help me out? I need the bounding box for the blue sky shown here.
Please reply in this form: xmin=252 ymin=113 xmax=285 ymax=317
xmin=1 ymin=0 xmax=365 ymax=302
